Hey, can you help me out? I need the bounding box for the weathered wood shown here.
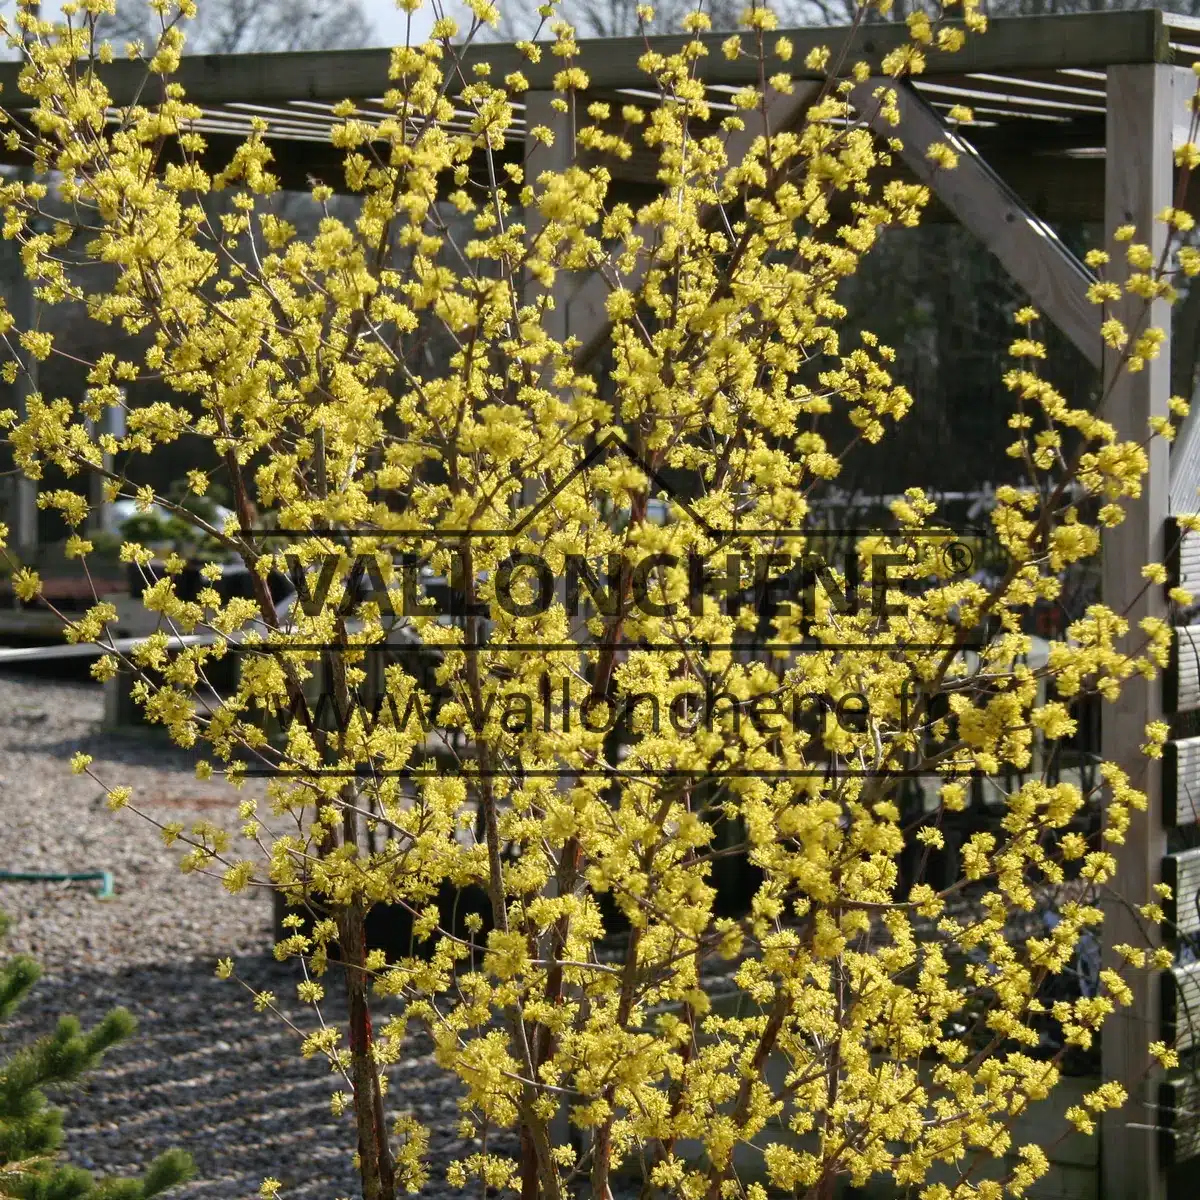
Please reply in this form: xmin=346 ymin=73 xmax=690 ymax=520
xmin=567 ymin=82 xmax=821 ymax=366
xmin=1164 ymin=519 xmax=1200 ymax=730
xmin=1166 ymin=516 xmax=1200 ymax=597
xmin=0 ymin=126 xmax=1166 ymax=226
xmin=927 ymin=68 xmax=1107 ymax=100
xmin=1169 ymin=401 xmax=1200 ymax=512
xmin=568 ymin=139 xmax=1182 ymax=226
xmin=0 ymin=12 xmax=1169 ymax=109
xmin=1159 ymin=1073 xmax=1200 ymax=1168
xmin=853 ymin=78 xmax=1100 ymax=368
xmin=1164 ymin=625 xmax=1200 ymax=714
xmin=1177 ymin=66 xmax=1200 ymax=149
xmin=915 ymin=78 xmax=1106 ymax=120
xmin=1162 ymin=848 xmax=1200 ymax=948
xmin=0 ymin=54 xmax=1194 ymax=228
xmin=1163 ymin=736 xmax=1200 ymax=826
xmin=1101 ymin=61 xmax=1173 ymax=1200
xmin=1161 ymin=960 xmax=1200 ymax=1053
xmin=1169 ymin=277 xmax=1200 ymax=503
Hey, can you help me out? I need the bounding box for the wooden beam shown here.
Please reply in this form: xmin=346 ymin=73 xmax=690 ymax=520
xmin=1101 ymin=61 xmax=1173 ymax=1200
xmin=2 ymin=128 xmax=1185 ymax=228
xmin=567 ymin=82 xmax=821 ymax=366
xmin=0 ymin=117 xmax=1159 ymax=226
xmin=0 ymin=11 xmax=1169 ymax=107
xmin=852 ymin=78 xmax=1101 ymax=368
xmin=572 ymin=129 xmax=1112 ymax=220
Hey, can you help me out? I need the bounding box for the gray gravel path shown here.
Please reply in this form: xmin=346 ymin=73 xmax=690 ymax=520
xmin=0 ymin=671 xmax=482 ymax=1199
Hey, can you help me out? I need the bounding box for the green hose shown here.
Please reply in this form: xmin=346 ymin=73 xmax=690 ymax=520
xmin=0 ymin=870 xmax=114 ymax=899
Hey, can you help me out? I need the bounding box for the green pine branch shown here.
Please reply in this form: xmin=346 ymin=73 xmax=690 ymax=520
xmin=0 ymin=913 xmax=194 ymax=1200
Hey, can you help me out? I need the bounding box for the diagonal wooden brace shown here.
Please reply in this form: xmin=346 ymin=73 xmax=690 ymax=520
xmin=853 ymin=77 xmax=1101 ymax=369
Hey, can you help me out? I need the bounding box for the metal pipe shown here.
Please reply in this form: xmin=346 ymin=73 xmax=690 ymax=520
xmin=0 ymin=870 xmax=114 ymax=899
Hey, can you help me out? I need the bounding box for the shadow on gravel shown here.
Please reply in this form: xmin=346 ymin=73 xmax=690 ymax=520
xmin=29 ymin=728 xmax=206 ymax=774
xmin=0 ymin=669 xmax=205 ymax=774
xmin=1 ymin=955 xmax=489 ymax=1199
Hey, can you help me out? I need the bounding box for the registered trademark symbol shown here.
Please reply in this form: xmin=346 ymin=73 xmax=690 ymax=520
xmin=941 ymin=540 xmax=974 ymax=577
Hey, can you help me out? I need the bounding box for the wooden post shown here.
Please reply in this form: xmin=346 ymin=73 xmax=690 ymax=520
xmin=102 ymin=663 xmax=141 ymax=730
xmin=1100 ymin=62 xmax=1173 ymax=1200
xmin=86 ymin=400 xmax=120 ymax=539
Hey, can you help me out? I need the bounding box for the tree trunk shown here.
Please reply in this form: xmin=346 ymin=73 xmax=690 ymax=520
xmin=341 ymin=899 xmax=395 ymax=1200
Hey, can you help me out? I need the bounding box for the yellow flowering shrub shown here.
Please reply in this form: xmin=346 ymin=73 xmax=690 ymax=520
xmin=0 ymin=2 xmax=1190 ymax=1199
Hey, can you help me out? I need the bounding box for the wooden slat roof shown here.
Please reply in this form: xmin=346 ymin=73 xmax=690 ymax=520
xmin=0 ymin=9 xmax=1196 ymax=221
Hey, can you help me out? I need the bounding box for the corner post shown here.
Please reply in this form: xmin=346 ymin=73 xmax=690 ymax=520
xmin=1101 ymin=61 xmax=1173 ymax=1200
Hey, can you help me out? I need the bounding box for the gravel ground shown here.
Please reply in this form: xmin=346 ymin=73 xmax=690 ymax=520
xmin=0 ymin=669 xmax=482 ymax=1199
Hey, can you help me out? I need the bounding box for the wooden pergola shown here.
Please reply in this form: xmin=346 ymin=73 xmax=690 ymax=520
xmin=3 ymin=10 xmax=1189 ymax=368
xmin=3 ymin=9 xmax=1199 ymax=1198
